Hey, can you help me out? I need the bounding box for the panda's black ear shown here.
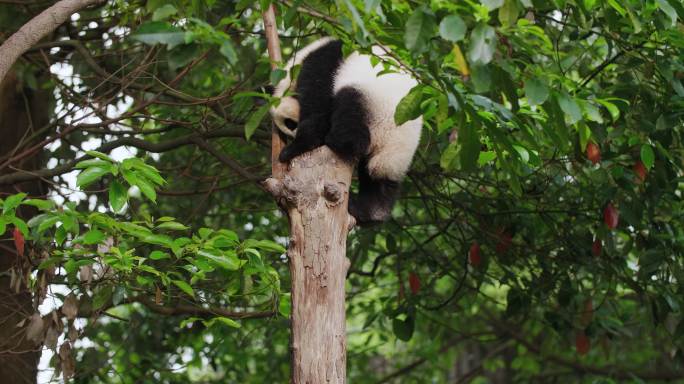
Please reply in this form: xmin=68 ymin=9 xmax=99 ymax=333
xmin=260 ymin=85 xmax=275 ymax=95
xmin=253 ymin=85 xmax=275 ymax=107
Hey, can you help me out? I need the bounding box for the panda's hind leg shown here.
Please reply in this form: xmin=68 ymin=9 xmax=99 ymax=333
xmin=324 ymin=87 xmax=371 ymax=162
xmin=348 ymin=158 xmax=400 ymax=225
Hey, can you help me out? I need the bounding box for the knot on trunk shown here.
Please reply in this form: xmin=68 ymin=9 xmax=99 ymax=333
xmin=323 ymin=182 xmax=343 ymax=205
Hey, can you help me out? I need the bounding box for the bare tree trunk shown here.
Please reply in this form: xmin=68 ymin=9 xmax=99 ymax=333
xmin=264 ymin=147 xmax=354 ymax=383
xmin=261 ymin=7 xmax=353 ymax=381
xmin=0 ymin=72 xmax=49 ymax=384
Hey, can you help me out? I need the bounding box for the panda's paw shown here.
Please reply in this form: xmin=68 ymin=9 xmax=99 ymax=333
xmin=278 ymin=147 xmax=296 ymax=163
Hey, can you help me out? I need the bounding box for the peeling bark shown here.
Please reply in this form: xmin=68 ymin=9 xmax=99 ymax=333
xmin=264 ymin=146 xmax=354 ymax=383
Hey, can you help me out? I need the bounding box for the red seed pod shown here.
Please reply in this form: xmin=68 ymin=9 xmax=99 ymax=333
xmin=13 ymin=227 xmax=24 ymax=257
xmin=469 ymin=242 xmax=481 ymax=267
xmin=603 ymin=203 xmax=619 ymax=229
xmin=408 ymin=272 xmax=421 ymax=295
xmin=591 ymin=239 xmax=602 ymax=257
xmin=575 ymin=330 xmax=591 ymax=356
xmin=586 ymin=142 xmax=601 ymax=164
xmin=633 ymin=161 xmax=647 ymax=183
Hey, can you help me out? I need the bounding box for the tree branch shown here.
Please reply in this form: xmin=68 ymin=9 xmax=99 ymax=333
xmin=192 ymin=137 xmax=265 ymax=184
xmin=0 ymin=127 xmax=265 ymax=185
xmin=0 ymin=0 xmax=105 ymax=85
xmin=73 ymin=295 xmax=274 ymax=320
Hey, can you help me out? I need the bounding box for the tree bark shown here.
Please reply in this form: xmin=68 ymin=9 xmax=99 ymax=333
xmin=0 ymin=0 xmax=103 ymax=86
xmin=264 ymin=147 xmax=354 ymax=383
xmin=0 ymin=73 xmax=49 ymax=384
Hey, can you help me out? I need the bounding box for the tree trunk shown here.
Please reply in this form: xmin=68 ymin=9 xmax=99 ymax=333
xmin=264 ymin=147 xmax=354 ymax=383
xmin=0 ymin=72 xmax=49 ymax=384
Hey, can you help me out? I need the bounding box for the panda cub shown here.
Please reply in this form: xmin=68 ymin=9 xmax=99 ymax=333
xmin=270 ymin=37 xmax=423 ymax=225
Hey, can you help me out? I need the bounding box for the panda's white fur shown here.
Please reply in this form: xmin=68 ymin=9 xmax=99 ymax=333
xmin=269 ymin=38 xmax=423 ymax=224
xmin=333 ymin=46 xmax=422 ymax=182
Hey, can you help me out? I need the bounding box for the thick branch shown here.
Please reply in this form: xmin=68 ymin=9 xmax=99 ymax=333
xmin=0 ymin=0 xmax=104 ymax=85
xmin=71 ymin=295 xmax=274 ymax=320
xmin=125 ymin=296 xmax=274 ymax=319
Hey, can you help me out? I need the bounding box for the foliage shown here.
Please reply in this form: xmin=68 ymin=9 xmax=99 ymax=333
xmin=1 ymin=0 xmax=684 ymax=382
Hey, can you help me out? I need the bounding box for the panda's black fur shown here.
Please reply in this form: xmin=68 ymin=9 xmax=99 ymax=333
xmin=270 ymin=38 xmax=423 ymax=225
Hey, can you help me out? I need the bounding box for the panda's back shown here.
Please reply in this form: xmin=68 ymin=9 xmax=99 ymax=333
xmin=332 ymin=48 xmax=420 ymax=156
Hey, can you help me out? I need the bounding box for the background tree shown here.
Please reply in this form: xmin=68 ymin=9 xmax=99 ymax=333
xmin=0 ymin=0 xmax=683 ymax=383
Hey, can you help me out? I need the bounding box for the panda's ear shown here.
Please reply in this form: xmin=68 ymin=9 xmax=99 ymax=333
xmin=260 ymin=85 xmax=275 ymax=95
xmin=252 ymin=85 xmax=275 ymax=107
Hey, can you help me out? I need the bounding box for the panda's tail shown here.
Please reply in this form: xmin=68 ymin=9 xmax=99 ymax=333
xmin=348 ymin=159 xmax=400 ymax=226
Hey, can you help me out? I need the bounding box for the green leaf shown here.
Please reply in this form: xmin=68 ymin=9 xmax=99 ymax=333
xmin=524 ymin=77 xmax=549 ymax=106
xmin=83 ymin=229 xmax=105 ymax=245
xmin=109 ymin=180 xmax=127 ymax=213
xmin=556 ymin=93 xmax=582 ymax=124
xmin=132 ymin=21 xmax=186 ymax=50
xmin=211 ymin=317 xmax=241 ymax=328
xmin=37 ymin=215 xmax=60 ymax=233
xmin=641 ymin=144 xmax=655 ymax=169
xmin=244 ymin=104 xmax=270 ymax=140
xmin=122 ymin=158 xmax=165 ymax=185
xmin=657 ymin=0 xmax=678 ymax=27
xmin=394 ymin=86 xmax=424 ymax=125
xmin=135 ymin=174 xmax=157 ymax=203
xmin=606 ymin=0 xmax=626 ymax=15
xmin=220 ymin=40 xmax=238 ymax=65
xmin=156 ymin=221 xmax=189 ymax=231
xmin=438 ymin=15 xmax=466 ymax=42
xmin=478 ymin=151 xmax=497 ymax=165
xmin=498 ymin=0 xmax=519 ymax=27
xmin=625 ymin=6 xmax=642 ymax=33
xmin=152 ymin=4 xmax=177 ymax=21
xmin=404 ymin=7 xmax=436 ymax=53
xmin=76 ymin=166 xmax=110 ymax=188
xmin=21 ymin=199 xmax=54 ymax=210
xmin=75 ymin=159 xmax=111 ymax=169
xmin=468 ymin=24 xmax=496 ymax=65
xmin=471 ymin=64 xmax=491 ymax=92
xmin=459 ymin=123 xmax=481 ymax=171
xmin=85 ymin=150 xmax=114 ymax=162
xmin=93 ymin=285 xmax=113 ymax=310
xmin=279 ymin=293 xmax=291 ymax=317
xmin=3 ymin=193 xmax=26 ymax=214
xmin=596 ymin=99 xmax=620 ymax=121
xmin=149 ymin=250 xmax=170 ymax=260
xmin=140 ymin=233 xmax=174 ymax=248
xmin=172 ymin=280 xmax=195 ymax=298
xmin=0 ymin=218 xmax=6 ymax=235
xmin=10 ymin=217 xmax=29 ymax=237
xmin=199 ymin=250 xmax=240 ymax=270
xmin=270 ymin=69 xmax=287 ymax=85
xmin=254 ymin=239 xmax=286 ymax=253
xmin=392 ymin=314 xmax=415 ymax=341
xmin=481 ymin=0 xmax=504 ymax=10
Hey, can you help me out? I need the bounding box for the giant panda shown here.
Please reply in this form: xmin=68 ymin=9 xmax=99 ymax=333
xmin=269 ymin=37 xmax=423 ymax=225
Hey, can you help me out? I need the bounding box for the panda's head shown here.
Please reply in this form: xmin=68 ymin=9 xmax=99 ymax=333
xmin=270 ymin=95 xmax=300 ymax=138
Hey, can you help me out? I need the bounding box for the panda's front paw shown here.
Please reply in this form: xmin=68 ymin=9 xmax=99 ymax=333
xmin=278 ymin=146 xmax=297 ymax=163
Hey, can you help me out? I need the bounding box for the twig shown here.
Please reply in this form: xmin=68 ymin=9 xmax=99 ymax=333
xmin=262 ymin=3 xmax=288 ymax=180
